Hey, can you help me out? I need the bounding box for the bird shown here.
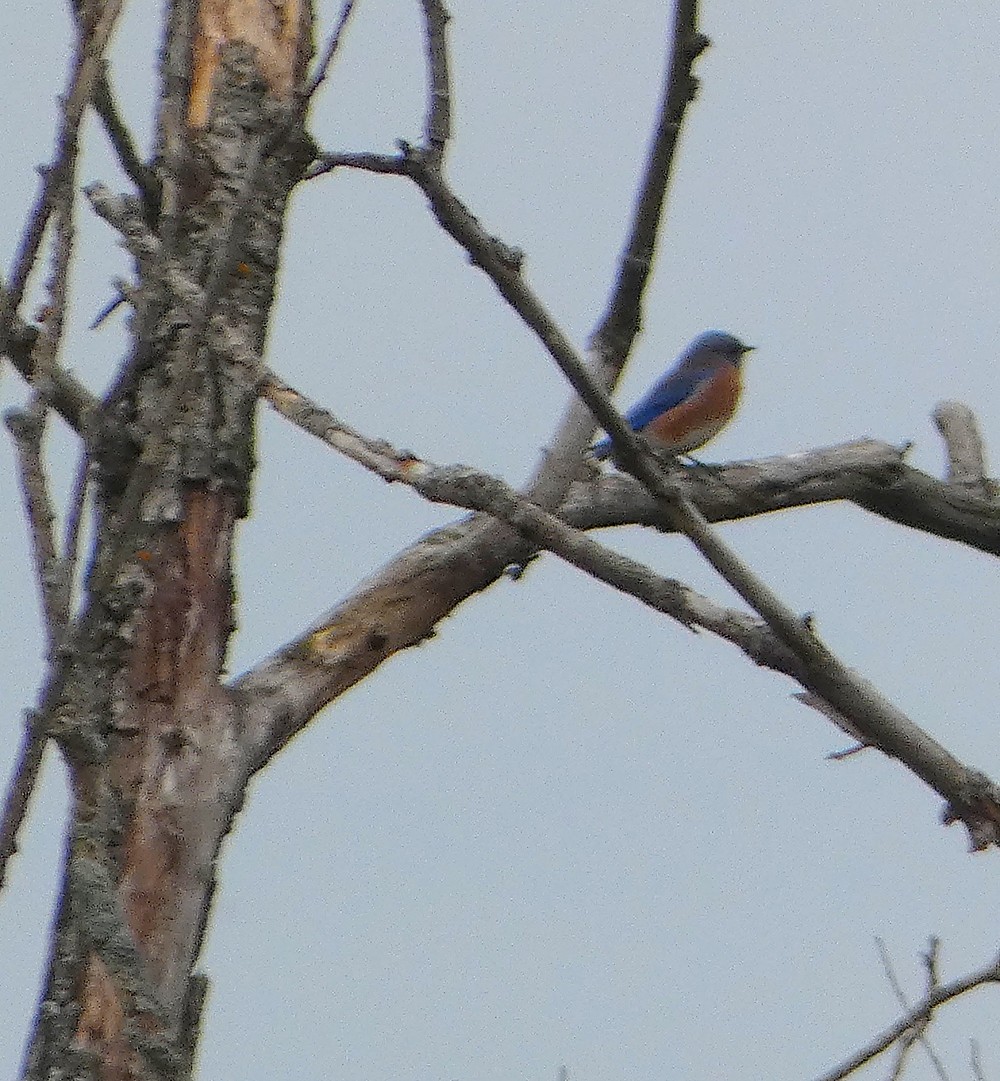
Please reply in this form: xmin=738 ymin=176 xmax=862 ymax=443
xmin=589 ymin=330 xmax=754 ymax=461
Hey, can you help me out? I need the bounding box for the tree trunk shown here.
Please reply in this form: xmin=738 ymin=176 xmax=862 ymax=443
xmin=23 ymin=3 xmax=313 ymax=1077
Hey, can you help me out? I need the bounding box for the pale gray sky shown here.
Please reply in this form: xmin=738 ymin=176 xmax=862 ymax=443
xmin=3 ymin=2 xmax=1000 ymax=1079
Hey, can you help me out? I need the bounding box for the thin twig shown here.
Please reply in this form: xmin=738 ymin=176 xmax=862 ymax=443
xmin=92 ymin=67 xmax=160 ymax=212
xmin=970 ymin=1040 xmax=986 ymax=1081
xmin=0 ymin=715 xmax=47 ymax=892
xmin=0 ymin=297 xmax=75 ymax=894
xmin=61 ymin=449 xmax=92 ymax=617
xmin=303 ymin=0 xmax=358 ymax=101
xmin=592 ymin=0 xmax=708 ymax=356
xmin=70 ymin=0 xmax=157 ymax=212
xmin=0 ymin=406 xmax=65 ymax=894
xmin=815 ymin=953 xmax=1000 ymax=1081
xmin=5 ymin=410 xmax=67 ymax=642
xmin=0 ymin=0 xmax=124 ymax=338
xmin=525 ymin=0 xmax=707 ymax=504
xmin=30 ymin=145 xmax=78 ymax=410
xmin=918 ymin=939 xmax=951 ymax=1081
xmin=875 ymin=938 xmax=950 ymax=1081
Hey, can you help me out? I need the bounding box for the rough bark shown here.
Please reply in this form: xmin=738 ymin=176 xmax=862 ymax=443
xmin=24 ymin=2 xmax=313 ymax=1077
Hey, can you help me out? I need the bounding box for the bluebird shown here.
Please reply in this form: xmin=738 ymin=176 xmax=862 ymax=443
xmin=589 ymin=330 xmax=754 ymax=461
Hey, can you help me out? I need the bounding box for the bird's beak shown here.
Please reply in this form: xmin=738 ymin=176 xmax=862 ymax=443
xmin=742 ymin=345 xmax=756 ymax=355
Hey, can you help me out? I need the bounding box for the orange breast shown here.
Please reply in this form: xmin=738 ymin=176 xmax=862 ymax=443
xmin=643 ymin=365 xmax=742 ymax=454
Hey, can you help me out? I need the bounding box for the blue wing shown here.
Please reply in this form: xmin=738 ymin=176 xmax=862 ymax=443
xmin=589 ymin=366 xmax=703 ymax=459
xmin=621 ymin=368 xmax=703 ymax=432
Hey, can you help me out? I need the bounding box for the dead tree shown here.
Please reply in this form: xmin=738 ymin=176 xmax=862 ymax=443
xmin=2 ymin=2 xmax=999 ymax=1078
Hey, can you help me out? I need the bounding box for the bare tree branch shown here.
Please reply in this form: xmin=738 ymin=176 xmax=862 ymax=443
xmin=243 ymin=368 xmax=1000 ymax=848
xmin=565 ymin=433 xmax=1000 ymax=558
xmin=917 ymin=939 xmax=952 ymax=1081
xmin=303 ymin=0 xmax=358 ymax=101
xmin=3 ymin=320 xmax=97 ymax=433
xmin=875 ymin=937 xmax=950 ymax=1081
xmin=0 ymin=0 xmax=124 ymax=339
xmin=419 ymin=0 xmax=451 ymax=163
xmin=5 ymin=409 xmax=67 ymax=642
xmin=306 ymin=1 xmax=708 ymax=514
xmin=92 ymin=67 xmax=160 ymax=213
xmin=0 ymin=715 xmax=47 ymax=893
xmin=0 ymin=152 xmax=81 ymax=887
xmin=933 ymin=400 xmax=992 ymax=496
xmin=816 ymin=952 xmax=1000 ymax=1081
xmin=31 ymin=141 xmax=78 ymax=410
xmin=306 ymin=150 xmax=403 ymax=178
xmin=591 ymin=0 xmax=709 ymax=358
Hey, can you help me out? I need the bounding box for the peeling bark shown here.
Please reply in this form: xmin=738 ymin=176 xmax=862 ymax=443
xmin=24 ymin=0 xmax=314 ymax=1075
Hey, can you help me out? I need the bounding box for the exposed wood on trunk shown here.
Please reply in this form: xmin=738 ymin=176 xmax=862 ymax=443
xmin=23 ymin=0 xmax=314 ymax=1074
xmin=189 ymin=0 xmax=306 ymax=127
